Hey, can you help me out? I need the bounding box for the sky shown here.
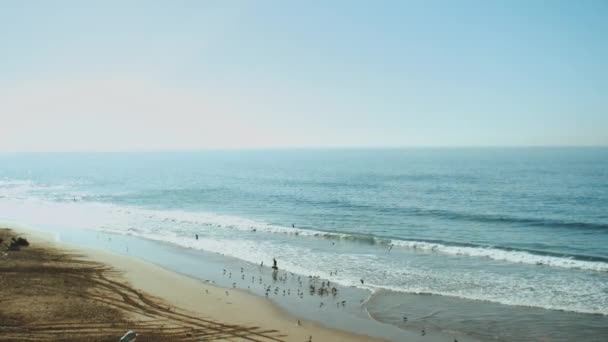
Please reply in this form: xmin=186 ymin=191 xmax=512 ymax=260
xmin=0 ymin=0 xmax=606 ymax=151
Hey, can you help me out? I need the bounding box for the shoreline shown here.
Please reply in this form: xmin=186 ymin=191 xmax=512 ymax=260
xmin=5 ymin=224 xmax=393 ymax=342
xmin=4 ymin=223 xmax=608 ymax=341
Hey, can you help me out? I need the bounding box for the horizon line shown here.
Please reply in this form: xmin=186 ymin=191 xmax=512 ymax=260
xmin=1 ymin=145 xmax=607 ymax=154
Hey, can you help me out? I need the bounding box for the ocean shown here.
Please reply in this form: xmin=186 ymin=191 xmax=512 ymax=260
xmin=1 ymin=148 xmax=607 ymax=341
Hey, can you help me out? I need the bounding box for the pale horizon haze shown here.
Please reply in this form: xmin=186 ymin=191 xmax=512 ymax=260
xmin=1 ymin=1 xmax=607 ymax=152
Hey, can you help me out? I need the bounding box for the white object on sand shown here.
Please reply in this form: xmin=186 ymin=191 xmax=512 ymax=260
xmin=119 ymin=330 xmax=137 ymax=342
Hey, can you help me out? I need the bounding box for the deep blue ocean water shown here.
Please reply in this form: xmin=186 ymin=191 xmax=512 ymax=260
xmin=1 ymin=148 xmax=607 ymax=336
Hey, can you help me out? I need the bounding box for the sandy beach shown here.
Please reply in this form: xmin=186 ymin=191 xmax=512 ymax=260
xmin=0 ymin=225 xmax=386 ymax=342
xmin=3 ymin=1 xmax=607 ymax=340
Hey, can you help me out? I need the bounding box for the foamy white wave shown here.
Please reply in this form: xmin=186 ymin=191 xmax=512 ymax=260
xmin=107 ymin=205 xmax=608 ymax=273
xmin=0 ymin=180 xmax=40 ymax=199
xmin=389 ymin=240 xmax=608 ymax=272
xmin=113 ymin=206 xmax=352 ymax=239
xmin=116 ymin=207 xmax=608 ymax=273
xmin=0 ymin=179 xmax=87 ymax=203
xmin=4 ymin=179 xmax=603 ymax=275
xmin=98 ymin=226 xmax=381 ymax=290
xmin=2 ymin=189 xmax=607 ymax=274
xmin=96 ymin=227 xmax=608 ymax=316
xmin=1 ymin=196 xmax=607 ymax=316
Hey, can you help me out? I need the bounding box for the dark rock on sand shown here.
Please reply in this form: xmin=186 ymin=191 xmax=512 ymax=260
xmin=8 ymin=237 xmax=30 ymax=251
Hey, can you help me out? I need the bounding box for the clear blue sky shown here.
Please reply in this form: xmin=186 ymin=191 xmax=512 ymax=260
xmin=1 ymin=0 xmax=606 ymax=151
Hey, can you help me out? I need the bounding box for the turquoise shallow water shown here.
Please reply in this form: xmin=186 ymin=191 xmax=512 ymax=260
xmin=1 ymin=148 xmax=607 ymax=340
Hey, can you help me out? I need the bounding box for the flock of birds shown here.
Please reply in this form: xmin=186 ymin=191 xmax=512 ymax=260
xmin=216 ymin=264 xmax=357 ymax=342
xmin=213 ymin=262 xmax=459 ymax=341
xmin=220 ymin=266 xmax=350 ymax=309
xmin=110 ymin=231 xmax=458 ymax=341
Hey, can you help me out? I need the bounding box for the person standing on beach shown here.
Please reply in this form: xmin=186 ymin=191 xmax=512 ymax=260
xmin=272 ymin=258 xmax=278 ymax=270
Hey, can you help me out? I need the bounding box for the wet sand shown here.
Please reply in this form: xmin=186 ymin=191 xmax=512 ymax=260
xmin=0 ymin=226 xmax=386 ymax=341
xmin=42 ymin=226 xmax=450 ymax=342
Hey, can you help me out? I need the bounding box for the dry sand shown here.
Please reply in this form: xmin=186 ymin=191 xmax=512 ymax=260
xmin=0 ymin=226 xmax=386 ymax=341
